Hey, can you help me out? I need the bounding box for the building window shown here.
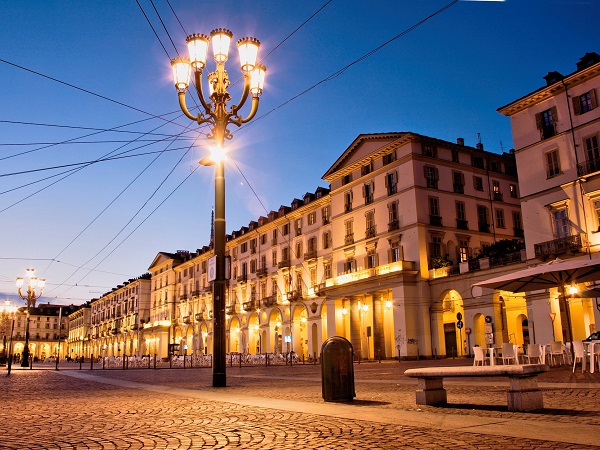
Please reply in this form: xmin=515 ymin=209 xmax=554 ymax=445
xmin=282 ymin=223 xmax=289 ymax=236
xmin=495 ymin=209 xmax=505 ymax=228
xmin=344 ymin=257 xmax=356 ymax=273
xmin=385 ymin=171 xmax=397 ymax=195
xmin=477 ymin=205 xmax=489 ymax=232
xmin=344 ymin=191 xmax=353 ymax=213
xmin=388 ymin=201 xmax=399 ymax=230
xmin=323 ymin=231 xmax=331 ymax=249
xmin=429 ymin=197 xmax=441 ymax=226
xmin=282 ymin=247 xmax=290 ymax=262
xmin=361 ymin=162 xmax=373 ymax=176
xmin=366 ymin=248 xmax=377 ymax=269
xmin=295 ymin=241 xmax=303 ymax=259
xmin=389 ymin=241 xmax=402 ymax=263
xmin=322 ymin=206 xmax=330 ymax=224
xmin=241 ymin=242 xmax=248 ymax=253
xmin=344 ymin=219 xmax=354 ymax=245
xmin=310 ymin=267 xmax=317 ymax=287
xmin=474 ymin=176 xmax=484 ymax=191
xmin=509 ymin=184 xmax=518 ymax=198
xmin=594 ymin=200 xmax=600 ymax=232
xmin=458 ymin=239 xmax=469 ymax=263
xmin=422 ymin=143 xmax=437 ymax=157
xmin=536 ymin=107 xmax=557 ymax=140
xmin=365 ymin=210 xmax=375 ymax=238
xmin=324 ymin=261 xmax=332 ymax=280
xmin=342 ymin=173 xmax=352 ymax=185
xmin=456 ymin=201 xmax=467 ymax=230
xmin=545 ymin=150 xmax=561 ymax=178
xmin=430 ymin=236 xmax=442 ymax=258
xmin=585 ymin=135 xmax=600 ymax=169
xmin=307 ymin=211 xmax=316 ymax=226
xmin=424 ymin=166 xmax=439 ymax=189
xmin=250 ymin=259 xmax=257 ymax=273
xmin=382 ymin=152 xmax=395 ymax=165
xmin=552 ymin=208 xmax=570 ymax=239
xmin=261 ymin=233 xmax=267 ymax=245
xmin=295 ymin=218 xmax=303 ymax=236
xmin=513 ymin=211 xmax=522 ymax=233
xmin=472 ymin=156 xmax=485 ymax=169
xmin=451 ymin=149 xmax=459 ymax=163
xmin=363 ymin=181 xmax=374 ymax=205
xmin=492 ymin=180 xmax=502 ymax=201
xmin=453 ymin=171 xmax=464 ymax=194
xmin=573 ymin=90 xmax=597 ymax=115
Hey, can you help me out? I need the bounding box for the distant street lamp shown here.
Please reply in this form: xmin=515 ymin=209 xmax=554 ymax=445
xmin=171 ymin=28 xmax=266 ymax=387
xmin=1 ymin=299 xmax=18 ymax=368
xmin=16 ymin=269 xmax=45 ymax=367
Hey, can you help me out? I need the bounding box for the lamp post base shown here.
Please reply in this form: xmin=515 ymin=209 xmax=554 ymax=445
xmin=21 ymin=348 xmax=30 ymax=367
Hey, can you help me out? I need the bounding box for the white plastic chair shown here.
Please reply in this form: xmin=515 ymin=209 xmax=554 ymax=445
xmin=572 ymin=340 xmax=587 ymax=373
xmin=524 ymin=343 xmax=542 ymax=364
xmin=501 ymin=343 xmax=517 ymax=365
xmin=549 ymin=341 xmax=564 ymax=366
xmin=473 ymin=347 xmax=486 ymax=366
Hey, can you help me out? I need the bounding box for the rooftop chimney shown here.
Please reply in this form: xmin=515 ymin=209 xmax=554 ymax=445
xmin=476 ymin=142 xmax=484 ymax=151
xmin=456 ymin=137 xmax=464 ymax=146
xmin=576 ymin=52 xmax=600 ymax=71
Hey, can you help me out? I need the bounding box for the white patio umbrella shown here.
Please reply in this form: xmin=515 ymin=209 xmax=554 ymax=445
xmin=472 ymin=257 xmax=600 ymax=344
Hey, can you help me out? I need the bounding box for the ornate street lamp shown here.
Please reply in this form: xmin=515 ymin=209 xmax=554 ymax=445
xmin=0 ymin=299 xmax=18 ymax=366
xmin=16 ymin=268 xmax=45 ymax=367
xmin=171 ymin=28 xmax=266 ymax=387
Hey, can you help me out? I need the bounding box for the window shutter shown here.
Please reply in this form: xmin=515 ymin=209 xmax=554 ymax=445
xmin=371 ymin=181 xmax=375 ymax=192
xmin=385 ymin=174 xmax=389 ymax=187
xmin=424 ymin=166 xmax=428 ymax=178
xmin=364 ymin=256 xmax=368 ymax=269
xmin=362 ymin=184 xmax=366 ymax=197
xmin=460 ymin=172 xmax=465 ymax=184
xmin=387 ymin=249 xmax=393 ymax=263
xmin=551 ymin=106 xmax=558 ymax=123
xmin=535 ymin=112 xmax=542 ymax=130
xmin=591 ymin=89 xmax=598 ymax=109
xmin=394 ymin=171 xmax=398 ymax=183
xmin=572 ymin=96 xmax=581 ymax=115
xmin=434 ymin=167 xmax=439 ymax=180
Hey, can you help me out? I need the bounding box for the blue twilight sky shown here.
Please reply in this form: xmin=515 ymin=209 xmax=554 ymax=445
xmin=0 ymin=0 xmax=598 ymax=306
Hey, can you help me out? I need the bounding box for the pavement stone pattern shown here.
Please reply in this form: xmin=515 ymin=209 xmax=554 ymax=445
xmin=0 ymin=359 xmax=598 ymax=449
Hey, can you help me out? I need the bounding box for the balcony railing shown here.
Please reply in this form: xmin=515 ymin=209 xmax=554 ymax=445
xmin=278 ymin=260 xmax=291 ymax=269
xmin=226 ymin=304 xmax=237 ymax=315
xmin=194 ymin=313 xmax=204 ymax=322
xmin=235 ymin=274 xmax=248 ymax=283
xmin=478 ymin=222 xmax=490 ymax=233
xmin=453 ymin=183 xmax=464 ymax=194
xmin=295 ymin=228 xmax=302 ymax=236
xmin=286 ymin=290 xmax=302 ymax=301
xmin=344 ymin=204 xmax=352 ymax=213
xmin=243 ymin=300 xmax=257 ymax=311
xmin=534 ymin=233 xmax=586 ymax=260
xmin=456 ymin=218 xmax=468 ymax=230
xmin=577 ymin=157 xmax=600 ymax=177
xmin=388 ymin=219 xmax=399 ymax=231
xmin=262 ymin=296 xmax=276 ymax=308
xmin=365 ymin=226 xmax=376 ymax=238
xmin=304 ymin=250 xmax=317 ymax=260
xmin=426 ymin=178 xmax=438 ymax=189
xmin=250 ymin=246 xmax=257 ymax=254
xmin=182 ymin=315 xmax=191 ymax=324
xmin=429 ymin=215 xmax=443 ymax=226
xmin=387 ymin=184 xmax=397 ymax=196
xmin=256 ymin=266 xmax=268 ymax=277
xmin=344 ymin=233 xmax=354 ymax=245
xmin=493 ymin=192 xmax=503 ymax=202
xmin=365 ymin=195 xmax=373 ymax=205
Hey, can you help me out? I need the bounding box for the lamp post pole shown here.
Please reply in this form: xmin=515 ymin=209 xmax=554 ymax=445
xmin=16 ymin=269 xmax=45 ymax=367
xmin=171 ymin=29 xmax=266 ymax=387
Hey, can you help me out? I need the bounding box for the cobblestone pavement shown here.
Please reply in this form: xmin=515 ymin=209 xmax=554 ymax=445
xmin=1 ymin=359 xmax=598 ymax=449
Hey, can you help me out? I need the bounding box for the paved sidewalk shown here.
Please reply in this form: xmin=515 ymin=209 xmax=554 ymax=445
xmin=1 ymin=359 xmax=599 ymax=449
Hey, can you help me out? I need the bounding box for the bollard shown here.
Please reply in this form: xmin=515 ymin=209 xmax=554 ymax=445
xmin=153 ymin=354 xmax=157 ymax=370
xmin=55 ymin=356 xmax=59 ymax=371
xmin=321 ymin=336 xmax=355 ymax=402
xmin=102 ymin=357 xmax=105 ymax=369
xmin=79 ymin=358 xmax=82 ymax=370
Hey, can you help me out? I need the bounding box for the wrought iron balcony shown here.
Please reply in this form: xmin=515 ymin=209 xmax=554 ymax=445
xmin=453 ymin=183 xmax=464 ymax=194
xmin=493 ymin=192 xmax=503 ymax=202
xmin=387 ymin=184 xmax=397 ymax=196
xmin=243 ymin=300 xmax=257 ymax=311
xmin=183 ymin=315 xmax=191 ymax=324
xmin=235 ymin=274 xmax=248 ymax=283
xmin=534 ymin=233 xmax=586 ymax=260
xmin=365 ymin=226 xmax=376 ymax=238
xmin=388 ymin=219 xmax=399 ymax=231
xmin=262 ymin=296 xmax=276 ymax=308
xmin=278 ymin=260 xmax=290 ymax=269
xmin=478 ymin=222 xmax=490 ymax=233
xmin=365 ymin=195 xmax=373 ymax=205
xmin=287 ymin=290 xmax=302 ymax=302
xmin=456 ymin=218 xmax=468 ymax=230
xmin=256 ymin=266 xmax=268 ymax=277
xmin=344 ymin=233 xmax=354 ymax=245
xmin=577 ymin=157 xmax=600 ymax=177
xmin=225 ymin=304 xmax=237 ymax=315
xmin=344 ymin=203 xmax=352 ymax=213
xmin=303 ymin=250 xmax=318 ymax=261
xmin=194 ymin=313 xmax=204 ymax=322
xmin=429 ymin=215 xmax=443 ymax=226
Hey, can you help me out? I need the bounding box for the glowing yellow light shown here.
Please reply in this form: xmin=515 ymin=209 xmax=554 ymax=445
xmin=210 ymin=145 xmax=226 ymax=163
xmin=568 ymin=285 xmax=579 ymax=295
xmin=342 ymin=308 xmax=348 ymax=316
xmin=385 ymin=300 xmax=392 ymax=309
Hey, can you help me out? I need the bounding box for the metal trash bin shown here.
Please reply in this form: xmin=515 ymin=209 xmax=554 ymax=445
xmin=321 ymin=336 xmax=355 ymax=402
